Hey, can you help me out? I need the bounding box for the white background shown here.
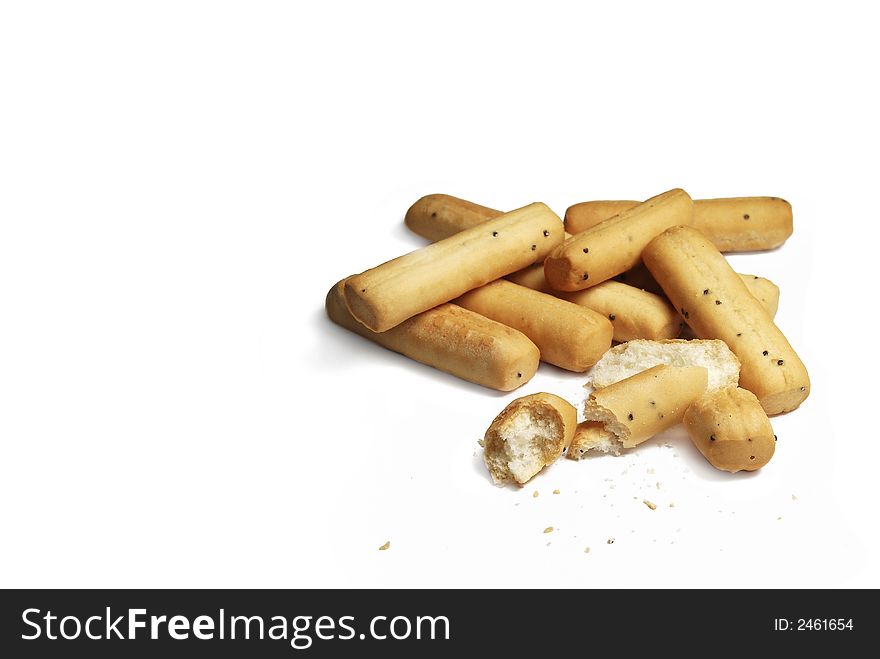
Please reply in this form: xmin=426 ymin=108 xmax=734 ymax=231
xmin=1 ymin=1 xmax=877 ymax=588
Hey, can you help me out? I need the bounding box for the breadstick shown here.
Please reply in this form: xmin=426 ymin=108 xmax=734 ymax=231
xmin=684 ymin=387 xmax=776 ymax=472
xmin=454 ymin=279 xmax=613 ymax=371
xmin=618 ymin=264 xmax=780 ymax=318
xmin=543 ymin=188 xmax=694 ymax=292
xmin=405 ymin=193 xmax=572 ymax=242
xmin=563 ymin=200 xmax=639 ymax=233
xmin=504 ymin=266 xmax=678 ymax=342
xmin=559 ymin=281 xmax=679 ymax=343
xmin=483 ymin=393 xmax=577 ymax=485
xmin=326 ymin=280 xmax=539 ymax=391
xmin=569 ymin=365 xmax=708 ymax=459
xmin=405 ymin=194 xmax=502 ymax=242
xmin=345 ymin=202 xmax=564 ymax=332
xmin=642 ymin=225 xmax=809 ymax=414
xmin=695 ymin=197 xmax=792 ymax=251
xmin=565 ymin=197 xmax=793 ymax=251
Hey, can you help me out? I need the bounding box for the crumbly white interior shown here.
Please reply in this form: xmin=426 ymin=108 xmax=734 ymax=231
xmin=571 ymin=426 xmax=620 ymax=459
xmin=589 ymin=339 xmax=738 ymax=391
xmin=500 ymin=411 xmax=554 ymax=483
xmin=583 ymin=399 xmax=629 ymax=447
xmin=588 ymin=431 xmax=619 ymax=454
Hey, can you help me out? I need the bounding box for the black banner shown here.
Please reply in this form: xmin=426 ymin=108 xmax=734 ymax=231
xmin=0 ymin=589 xmax=871 ymax=657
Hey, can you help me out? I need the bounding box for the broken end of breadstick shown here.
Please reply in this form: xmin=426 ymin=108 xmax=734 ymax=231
xmin=573 ymin=364 xmax=709 ymax=459
xmin=567 ymin=421 xmax=621 ymax=460
xmin=483 ymin=393 xmax=577 ymax=486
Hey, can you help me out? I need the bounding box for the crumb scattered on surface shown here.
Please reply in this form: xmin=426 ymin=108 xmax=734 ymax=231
xmin=777 ymin=516 xmax=783 ymax=521
xmin=546 ymin=542 xmax=551 ymax=546
xmin=379 ymin=541 xmax=390 ymax=551
xmin=544 ymin=526 xmax=554 ymax=534
xmin=553 ymin=489 xmax=560 ymax=494
xmin=607 ymin=538 xmax=615 ymax=544
xmin=533 ymin=490 xmax=539 ymax=498
xmin=647 ymin=468 xmax=655 ymax=474
xmin=584 ymin=547 xmax=591 ymax=553
xmin=656 ymin=482 xmax=661 ymax=490
xmin=643 ymin=500 xmax=657 ymax=510
xmin=791 ymin=494 xmax=798 ymax=501
xmin=669 ymin=502 xmax=675 ymax=508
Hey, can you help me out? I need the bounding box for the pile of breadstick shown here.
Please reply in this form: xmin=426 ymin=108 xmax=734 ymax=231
xmin=326 ymin=189 xmax=809 ymax=483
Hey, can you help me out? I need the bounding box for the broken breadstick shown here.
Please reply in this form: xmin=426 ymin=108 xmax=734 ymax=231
xmin=483 ymin=393 xmax=577 ymax=485
xmin=326 ymin=280 xmax=539 ymax=391
xmin=589 ymin=339 xmax=740 ymax=391
xmin=565 ymin=197 xmax=793 ymax=251
xmin=684 ymin=387 xmax=776 ymax=472
xmin=568 ymin=365 xmax=708 ymax=460
xmin=544 ymin=188 xmax=694 ymax=292
xmin=346 ymin=202 xmax=564 ymax=332
xmin=642 ymin=225 xmax=809 ymax=414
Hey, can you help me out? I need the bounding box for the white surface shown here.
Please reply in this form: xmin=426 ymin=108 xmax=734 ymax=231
xmin=1 ymin=1 xmax=877 ymax=588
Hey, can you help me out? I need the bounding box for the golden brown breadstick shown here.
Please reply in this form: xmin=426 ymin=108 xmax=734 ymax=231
xmin=345 ymin=202 xmax=564 ymax=332
xmin=565 ymin=197 xmax=793 ymax=251
xmin=405 ymin=194 xmax=502 ymax=242
xmin=569 ymin=365 xmax=708 ymax=459
xmin=642 ymin=226 xmax=809 ymax=414
xmin=504 ymin=265 xmax=678 ymax=342
xmin=454 ymin=279 xmax=613 ymax=371
xmin=563 ymin=281 xmax=679 ymax=343
xmin=695 ymin=198 xmax=793 ymax=251
xmin=684 ymin=387 xmax=776 ymax=472
xmin=618 ymin=264 xmax=780 ymax=318
xmin=483 ymin=393 xmax=577 ymax=485
xmin=544 ymin=188 xmax=694 ymax=292
xmin=563 ymin=201 xmax=639 ymax=233
xmin=405 ymin=193 xmax=572 ymax=243
xmin=326 ymin=280 xmax=539 ymax=391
